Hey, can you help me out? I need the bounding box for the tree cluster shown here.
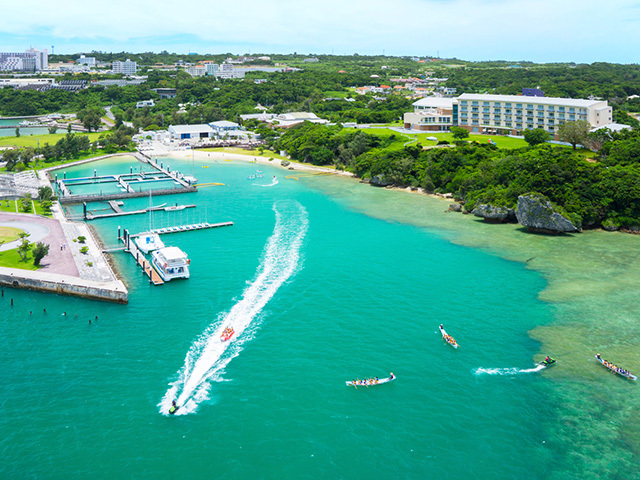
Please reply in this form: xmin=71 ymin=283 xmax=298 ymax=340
xmin=276 ymin=122 xmax=640 ymax=229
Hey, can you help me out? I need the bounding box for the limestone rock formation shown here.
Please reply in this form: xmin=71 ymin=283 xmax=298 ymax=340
xmin=281 ymin=160 xmax=290 ymax=167
xmin=516 ymin=195 xmax=580 ymax=234
xmin=369 ymin=175 xmax=391 ymax=187
xmin=448 ymin=203 xmax=463 ymax=212
xmin=471 ymin=204 xmax=510 ymax=223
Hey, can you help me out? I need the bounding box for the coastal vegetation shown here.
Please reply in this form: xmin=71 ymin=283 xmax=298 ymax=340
xmin=272 ymin=122 xmax=640 ymax=230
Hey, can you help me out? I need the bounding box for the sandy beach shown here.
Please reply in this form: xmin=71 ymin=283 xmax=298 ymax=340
xmin=142 ymin=141 xmax=355 ymax=177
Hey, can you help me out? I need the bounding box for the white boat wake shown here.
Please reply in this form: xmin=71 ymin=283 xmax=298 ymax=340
xmin=254 ymin=177 xmax=279 ymax=187
xmin=159 ymin=202 xmax=308 ymax=415
xmin=475 ymin=364 xmax=546 ymax=375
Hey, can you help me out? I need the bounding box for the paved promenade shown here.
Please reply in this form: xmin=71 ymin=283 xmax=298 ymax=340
xmin=0 ymin=206 xmax=128 ymax=302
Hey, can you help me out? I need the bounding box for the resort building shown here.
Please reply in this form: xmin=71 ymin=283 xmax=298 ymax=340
xmin=168 ymin=124 xmax=215 ymax=140
xmin=269 ymin=112 xmax=330 ymax=128
xmin=112 ymin=59 xmax=137 ymax=76
xmin=403 ymin=97 xmax=454 ymax=131
xmin=209 ymin=121 xmax=242 ymax=136
xmin=453 ymin=93 xmax=613 ymax=137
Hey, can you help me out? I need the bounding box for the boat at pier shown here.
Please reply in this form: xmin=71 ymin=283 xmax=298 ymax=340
xmin=151 ymin=247 xmax=190 ymax=281
xmin=135 ymin=233 xmax=165 ymax=254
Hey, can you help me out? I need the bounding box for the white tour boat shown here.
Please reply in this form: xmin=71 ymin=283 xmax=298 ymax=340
xmin=135 ymin=233 xmax=165 ymax=254
xmin=151 ymin=247 xmax=190 ymax=281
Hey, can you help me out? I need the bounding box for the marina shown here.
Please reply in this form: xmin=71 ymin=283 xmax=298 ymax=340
xmin=4 ymin=152 xmax=640 ymax=480
xmin=52 ymin=155 xmax=198 ymax=203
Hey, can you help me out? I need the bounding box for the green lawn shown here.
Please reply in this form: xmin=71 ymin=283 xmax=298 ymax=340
xmin=354 ymin=128 xmax=530 ymax=149
xmin=0 ymin=200 xmax=19 ymax=213
xmin=0 ymin=247 xmax=41 ymax=271
xmin=0 ymin=199 xmax=52 ymax=217
xmin=350 ymin=127 xmax=592 ymax=152
xmin=0 ymin=226 xmax=23 ymax=244
xmin=0 ymin=132 xmax=101 ymax=149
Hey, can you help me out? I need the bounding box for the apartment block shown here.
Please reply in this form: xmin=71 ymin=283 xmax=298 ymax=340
xmin=112 ymin=59 xmax=137 ymax=76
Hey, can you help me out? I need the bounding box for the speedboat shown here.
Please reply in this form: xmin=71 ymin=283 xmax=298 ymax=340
xmin=346 ymin=373 xmax=396 ymax=387
xmin=595 ymin=354 xmax=637 ymax=380
xmin=439 ymin=324 xmax=458 ymax=349
xmin=220 ymin=326 xmax=234 ymax=342
xmin=135 ymin=233 xmax=165 ymax=254
xmin=151 ymin=247 xmax=190 ymax=281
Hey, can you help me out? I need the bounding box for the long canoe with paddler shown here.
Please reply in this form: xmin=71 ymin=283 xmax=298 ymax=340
xmin=346 ymin=373 xmax=396 ymax=387
xmin=595 ymin=354 xmax=637 ymax=380
xmin=439 ymin=324 xmax=458 ymax=349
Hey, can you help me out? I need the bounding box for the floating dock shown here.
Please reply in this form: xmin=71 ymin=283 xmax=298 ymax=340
xmin=146 ymin=221 xmax=233 ymax=236
xmin=54 ymin=155 xmax=198 ymax=204
xmin=120 ymin=231 xmax=164 ymax=285
xmin=84 ymin=203 xmax=196 ymax=220
xmin=114 ymin=221 xmax=233 ymax=286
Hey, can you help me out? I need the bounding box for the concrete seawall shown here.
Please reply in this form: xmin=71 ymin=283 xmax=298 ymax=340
xmin=0 ymin=267 xmax=128 ymax=303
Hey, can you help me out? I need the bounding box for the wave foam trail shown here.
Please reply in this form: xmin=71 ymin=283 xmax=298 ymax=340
xmin=254 ymin=177 xmax=279 ymax=187
xmin=475 ymin=364 xmax=545 ymax=375
xmin=160 ymin=202 xmax=308 ymax=415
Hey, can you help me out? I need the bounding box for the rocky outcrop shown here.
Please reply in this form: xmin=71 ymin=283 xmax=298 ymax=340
xmin=448 ymin=203 xmax=463 ymax=212
xmin=281 ymin=160 xmax=290 ymax=167
xmin=516 ymin=195 xmax=580 ymax=234
xmin=471 ymin=204 xmax=510 ymax=223
xmin=369 ymin=174 xmax=392 ymax=187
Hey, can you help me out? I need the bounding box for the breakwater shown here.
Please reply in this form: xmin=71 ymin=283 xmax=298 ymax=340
xmin=0 ymin=268 xmax=127 ymax=303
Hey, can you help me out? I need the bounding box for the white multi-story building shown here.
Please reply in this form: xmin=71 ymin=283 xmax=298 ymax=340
xmin=0 ymin=48 xmax=47 ymax=71
xmin=77 ymin=55 xmax=96 ymax=66
xmin=219 ymin=62 xmax=234 ymax=79
xmin=403 ymin=97 xmax=454 ymax=131
xmin=186 ymin=65 xmax=205 ymax=77
xmin=112 ymin=59 xmax=137 ymax=76
xmin=454 ymin=94 xmax=613 ymax=138
xmin=205 ymin=63 xmax=219 ymax=75
xmin=25 ymin=48 xmax=48 ymax=70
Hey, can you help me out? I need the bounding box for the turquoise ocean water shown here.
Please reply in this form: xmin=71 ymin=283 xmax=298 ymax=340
xmin=2 ymin=155 xmax=639 ymax=479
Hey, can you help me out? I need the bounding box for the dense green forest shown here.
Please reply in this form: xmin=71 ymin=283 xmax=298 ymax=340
xmin=272 ymin=122 xmax=640 ymax=230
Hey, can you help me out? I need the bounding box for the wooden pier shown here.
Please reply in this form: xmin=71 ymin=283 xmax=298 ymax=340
xmin=122 ymin=235 xmax=164 ymax=285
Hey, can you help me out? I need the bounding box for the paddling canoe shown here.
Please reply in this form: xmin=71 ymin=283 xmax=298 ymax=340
xmin=595 ymin=355 xmax=637 ymax=380
xmin=346 ymin=374 xmax=396 ymax=387
xmin=439 ymin=325 xmax=458 ymax=349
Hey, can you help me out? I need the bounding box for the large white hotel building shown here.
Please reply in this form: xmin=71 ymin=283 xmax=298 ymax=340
xmin=404 ymin=93 xmax=613 ymax=139
xmin=454 ymin=94 xmax=612 ymax=137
